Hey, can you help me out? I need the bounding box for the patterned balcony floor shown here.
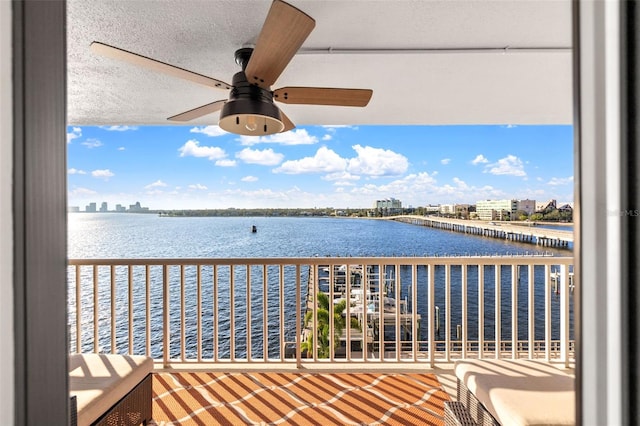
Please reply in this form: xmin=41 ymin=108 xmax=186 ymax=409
xmin=152 ymin=371 xmax=449 ymax=425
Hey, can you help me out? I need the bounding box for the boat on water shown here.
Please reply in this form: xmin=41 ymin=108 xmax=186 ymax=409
xmin=251 ymin=225 xmax=257 ymax=233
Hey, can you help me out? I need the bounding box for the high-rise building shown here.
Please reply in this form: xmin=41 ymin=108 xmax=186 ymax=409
xmin=99 ymin=202 xmax=108 ymax=212
xmin=85 ymin=202 xmax=96 ymax=212
xmin=374 ymin=198 xmax=402 ymax=215
xmin=475 ymin=199 xmax=517 ymax=221
xmin=516 ymin=199 xmax=537 ymax=216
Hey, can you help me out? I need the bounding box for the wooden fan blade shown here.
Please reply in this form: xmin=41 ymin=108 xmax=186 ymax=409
xmin=279 ymin=109 xmax=295 ymax=132
xmin=167 ymin=100 xmax=227 ymax=122
xmin=244 ymin=0 xmax=315 ymax=89
xmin=273 ymin=87 xmax=373 ymax=107
xmin=90 ymin=42 xmax=231 ymax=90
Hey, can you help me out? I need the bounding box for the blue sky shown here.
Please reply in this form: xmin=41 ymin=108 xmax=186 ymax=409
xmin=67 ymin=124 xmax=573 ymax=210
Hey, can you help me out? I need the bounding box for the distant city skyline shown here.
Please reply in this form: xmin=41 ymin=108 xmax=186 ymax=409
xmin=67 ymin=124 xmax=574 ymax=210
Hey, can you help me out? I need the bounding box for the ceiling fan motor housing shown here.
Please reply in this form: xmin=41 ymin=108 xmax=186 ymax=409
xmin=218 ymin=71 xmax=284 ymax=135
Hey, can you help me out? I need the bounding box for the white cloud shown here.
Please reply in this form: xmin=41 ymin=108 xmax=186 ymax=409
xmin=178 ymin=139 xmax=226 ymax=160
xmin=68 ymin=168 xmax=86 ymax=175
xmin=144 ymin=180 xmax=167 ymax=189
xmin=452 ymin=177 xmax=469 ymax=189
xmin=471 ymin=154 xmax=489 ymax=165
xmin=236 ymin=147 xmax=284 ymax=166
xmin=99 ymin=125 xmax=138 ymax=131
xmin=323 ymin=171 xmax=360 ymax=186
xmin=188 ymin=183 xmax=208 ymax=190
xmin=441 ymin=158 xmax=451 ymax=165
xmin=68 ymin=187 xmax=97 ymax=197
xmin=67 ymin=127 xmax=82 ymax=144
xmin=190 ymin=126 xmax=228 ymax=137
xmin=548 ymin=176 xmax=574 ymax=186
xmin=82 ymin=138 xmax=103 ymax=149
xmin=118 ymin=147 xmax=126 ymax=151
xmin=347 ymin=145 xmax=408 ymax=177
xmin=241 ymin=176 xmax=258 ymax=182
xmin=91 ymin=169 xmax=114 ymax=180
xmin=239 ymin=129 xmax=318 ymax=146
xmin=322 ymin=134 xmax=332 ymax=141
xmin=274 ymin=146 xmax=347 ymax=174
xmin=321 ymin=125 xmax=357 ymax=130
xmin=215 ymin=159 xmax=237 ymax=167
xmin=485 ymin=155 xmax=526 ymax=177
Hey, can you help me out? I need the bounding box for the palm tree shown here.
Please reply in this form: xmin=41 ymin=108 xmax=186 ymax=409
xmin=301 ymin=292 xmax=361 ymax=358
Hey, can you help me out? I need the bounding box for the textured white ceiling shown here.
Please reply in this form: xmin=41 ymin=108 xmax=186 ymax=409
xmin=67 ymin=0 xmax=573 ymax=127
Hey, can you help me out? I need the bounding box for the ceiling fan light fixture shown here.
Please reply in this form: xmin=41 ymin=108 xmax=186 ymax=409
xmin=219 ymin=98 xmax=284 ymax=136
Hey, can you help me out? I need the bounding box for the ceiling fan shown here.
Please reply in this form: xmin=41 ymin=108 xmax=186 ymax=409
xmin=90 ymin=0 xmax=373 ymax=136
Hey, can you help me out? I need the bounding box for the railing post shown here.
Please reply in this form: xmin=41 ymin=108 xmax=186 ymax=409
xmin=495 ymin=265 xmax=501 ymax=359
xmin=528 ymin=264 xmax=535 ymax=359
xmin=296 ymin=264 xmax=302 ymax=368
xmin=246 ymin=265 xmax=252 ymax=362
xmin=75 ymin=265 xmax=81 ymax=353
xmin=128 ymin=265 xmax=133 ymax=355
xmin=478 ymin=264 xmax=484 ymax=358
xmin=560 ymin=263 xmax=570 ymax=366
xmin=110 ymin=265 xmax=116 ymax=354
xmin=163 ymin=264 xmax=170 ymax=368
xmin=93 ymin=265 xmax=99 ymax=353
xmin=428 ymin=264 xmax=435 ymax=367
xmin=511 ymin=264 xmax=518 ymax=359
xmin=461 ymin=265 xmax=467 ymax=359
xmin=545 ymin=264 xmax=552 ymax=361
xmin=411 ymin=263 xmax=417 ymax=362
xmin=180 ymin=265 xmax=185 ymax=362
xmin=445 ymin=264 xmax=451 ymax=362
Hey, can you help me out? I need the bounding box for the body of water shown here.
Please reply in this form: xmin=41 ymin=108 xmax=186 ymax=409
xmin=68 ymin=213 xmax=571 ymax=258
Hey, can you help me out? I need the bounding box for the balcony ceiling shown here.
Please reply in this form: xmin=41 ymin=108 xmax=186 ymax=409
xmin=67 ymin=0 xmax=573 ymax=127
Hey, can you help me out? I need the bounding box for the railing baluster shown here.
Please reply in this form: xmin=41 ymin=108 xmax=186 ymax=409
xmin=230 ymin=265 xmax=235 ymax=362
xmin=247 ymin=265 xmax=252 ymax=362
xmin=495 ymin=265 xmax=501 ymax=359
xmin=377 ymin=262 xmax=383 ymax=361
xmin=394 ymin=263 xmax=400 ymax=362
xmin=145 ymin=265 xmax=150 ymax=357
xmin=428 ymin=264 xmax=435 ymax=367
xmin=411 ymin=264 xmax=418 ymax=362
xmin=128 ymin=264 xmax=133 ymax=355
xmin=545 ymin=264 xmax=551 ymax=361
xmin=75 ymin=265 xmax=81 ymax=353
xmin=295 ymin=264 xmax=301 ymax=368
xmin=162 ymin=264 xmax=169 ymax=367
xmin=560 ymin=263 xmax=570 ymax=366
xmin=262 ymin=265 xmax=268 ymax=362
xmin=180 ymin=265 xmax=185 ymax=362
xmin=461 ymin=265 xmax=467 ymax=359
xmin=478 ymin=264 xmax=484 ymax=359
xmin=213 ymin=264 xmax=218 ymax=362
xmin=279 ymin=264 xmax=284 ymax=362
xmin=346 ymin=264 xmax=352 ymax=362
xmin=363 ymin=263 xmax=369 ymax=362
xmin=197 ymin=265 xmax=202 ymax=362
xmin=445 ymin=264 xmax=451 ymax=362
xmin=93 ymin=265 xmax=98 ymax=353
xmin=511 ymin=265 xmax=518 ymax=359
xmin=111 ymin=265 xmax=116 ymax=354
xmin=528 ymin=264 xmax=535 ymax=359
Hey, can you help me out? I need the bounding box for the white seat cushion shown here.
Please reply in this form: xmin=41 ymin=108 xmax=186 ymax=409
xmin=69 ymin=354 xmax=153 ymax=426
xmin=455 ymin=359 xmax=575 ymax=426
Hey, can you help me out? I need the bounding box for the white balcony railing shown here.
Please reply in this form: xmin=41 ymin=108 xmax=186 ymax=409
xmin=67 ymin=256 xmax=574 ymax=368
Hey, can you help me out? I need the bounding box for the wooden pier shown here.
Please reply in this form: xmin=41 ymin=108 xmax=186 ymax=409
xmin=391 ymin=215 xmax=573 ymax=248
